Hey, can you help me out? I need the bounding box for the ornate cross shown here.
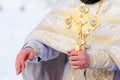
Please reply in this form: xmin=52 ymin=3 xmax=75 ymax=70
xmin=63 ymin=3 xmax=100 ymax=51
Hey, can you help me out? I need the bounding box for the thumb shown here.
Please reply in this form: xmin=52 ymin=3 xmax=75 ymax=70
xmin=28 ymin=51 xmax=35 ymax=61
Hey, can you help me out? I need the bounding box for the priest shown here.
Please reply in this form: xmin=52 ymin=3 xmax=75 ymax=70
xmin=16 ymin=0 xmax=120 ymax=80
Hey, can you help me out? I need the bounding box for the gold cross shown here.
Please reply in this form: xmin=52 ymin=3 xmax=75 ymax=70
xmin=63 ymin=3 xmax=100 ymax=51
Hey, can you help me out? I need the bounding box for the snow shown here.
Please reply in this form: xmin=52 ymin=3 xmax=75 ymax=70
xmin=0 ymin=0 xmax=58 ymax=80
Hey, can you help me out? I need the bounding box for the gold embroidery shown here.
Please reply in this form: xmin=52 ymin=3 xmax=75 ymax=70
xmin=47 ymin=35 xmax=55 ymax=42
xmin=92 ymin=71 xmax=97 ymax=78
xmin=86 ymin=68 xmax=114 ymax=80
xmin=96 ymin=78 xmax=102 ymax=80
xmin=51 ymin=10 xmax=120 ymax=24
xmin=38 ymin=25 xmax=118 ymax=44
xmin=104 ymin=71 xmax=108 ymax=77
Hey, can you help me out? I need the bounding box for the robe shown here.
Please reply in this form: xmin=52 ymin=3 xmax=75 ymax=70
xmin=22 ymin=0 xmax=120 ymax=80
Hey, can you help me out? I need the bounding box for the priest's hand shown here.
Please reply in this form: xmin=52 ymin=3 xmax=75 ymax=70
xmin=15 ymin=47 xmax=35 ymax=75
xmin=67 ymin=49 xmax=90 ymax=69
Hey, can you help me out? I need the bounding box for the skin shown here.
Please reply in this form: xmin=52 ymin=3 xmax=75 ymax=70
xmin=15 ymin=47 xmax=90 ymax=75
xmin=15 ymin=47 xmax=35 ymax=75
xmin=67 ymin=49 xmax=90 ymax=69
xmin=15 ymin=0 xmax=100 ymax=75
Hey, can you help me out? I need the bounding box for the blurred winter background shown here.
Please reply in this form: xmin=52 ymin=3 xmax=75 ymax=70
xmin=0 ymin=0 xmax=57 ymax=80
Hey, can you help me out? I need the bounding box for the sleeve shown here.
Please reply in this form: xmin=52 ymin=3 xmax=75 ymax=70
xmin=107 ymin=42 xmax=120 ymax=70
xmin=23 ymin=40 xmax=60 ymax=63
xmin=89 ymin=48 xmax=118 ymax=71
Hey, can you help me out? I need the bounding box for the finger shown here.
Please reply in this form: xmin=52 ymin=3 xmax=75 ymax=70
xmin=16 ymin=53 xmax=26 ymax=75
xmin=69 ymin=61 xmax=80 ymax=65
xmin=69 ymin=56 xmax=80 ymax=61
xmin=15 ymin=55 xmax=20 ymax=74
xmin=21 ymin=59 xmax=25 ymax=70
xmin=67 ymin=49 xmax=75 ymax=54
xmin=15 ymin=49 xmax=29 ymax=75
xmin=19 ymin=54 xmax=28 ymax=70
xmin=16 ymin=59 xmax=22 ymax=75
xmin=71 ymin=64 xmax=85 ymax=69
xmin=70 ymin=50 xmax=84 ymax=56
xmin=28 ymin=52 xmax=35 ymax=61
xmin=70 ymin=52 xmax=79 ymax=56
xmin=21 ymin=52 xmax=28 ymax=61
xmin=70 ymin=60 xmax=86 ymax=66
xmin=71 ymin=65 xmax=80 ymax=69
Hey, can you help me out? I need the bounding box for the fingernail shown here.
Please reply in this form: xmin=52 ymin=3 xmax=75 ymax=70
xmin=16 ymin=70 xmax=20 ymax=75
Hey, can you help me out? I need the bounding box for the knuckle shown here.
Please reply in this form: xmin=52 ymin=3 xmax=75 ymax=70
xmin=30 ymin=54 xmax=34 ymax=58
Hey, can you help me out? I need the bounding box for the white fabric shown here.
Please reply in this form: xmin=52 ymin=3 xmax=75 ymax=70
xmin=24 ymin=40 xmax=60 ymax=63
xmin=107 ymin=63 xmax=118 ymax=71
xmin=25 ymin=40 xmax=118 ymax=71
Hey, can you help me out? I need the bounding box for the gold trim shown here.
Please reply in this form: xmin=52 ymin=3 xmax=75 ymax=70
xmin=50 ymin=10 xmax=120 ymax=24
xmin=98 ymin=16 xmax=120 ymax=24
xmin=38 ymin=25 xmax=118 ymax=44
xmin=38 ymin=25 xmax=76 ymax=38
xmin=107 ymin=48 xmax=120 ymax=69
xmin=86 ymin=35 xmax=118 ymax=44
